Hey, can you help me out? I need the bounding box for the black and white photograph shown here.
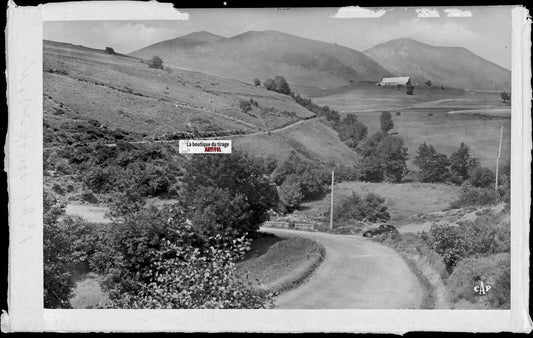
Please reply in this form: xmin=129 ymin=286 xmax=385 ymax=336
xmin=3 ymin=2 xmax=532 ymax=333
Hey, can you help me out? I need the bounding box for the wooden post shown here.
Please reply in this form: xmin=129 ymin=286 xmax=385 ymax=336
xmin=495 ymin=125 xmax=504 ymax=191
xmin=330 ymin=171 xmax=334 ymax=231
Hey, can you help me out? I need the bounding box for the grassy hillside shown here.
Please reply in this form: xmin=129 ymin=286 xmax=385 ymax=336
xmin=44 ymin=40 xmax=314 ymax=140
xmin=130 ymin=30 xmax=394 ymax=92
xmin=297 ymin=181 xmax=461 ymax=225
xmin=364 ymin=38 xmax=511 ymax=91
xmin=232 ymin=118 xmax=360 ymax=166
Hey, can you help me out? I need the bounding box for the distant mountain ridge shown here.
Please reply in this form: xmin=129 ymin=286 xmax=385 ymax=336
xmin=363 ymin=38 xmax=511 ymax=91
xmin=130 ymin=30 xmax=394 ymax=92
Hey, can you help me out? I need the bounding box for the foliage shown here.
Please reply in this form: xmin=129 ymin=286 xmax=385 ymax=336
xmin=148 ymin=55 xmax=164 ymax=69
xmin=449 ymin=143 xmax=479 ymax=183
xmin=327 ymin=192 xmax=390 ymax=225
xmin=357 ymin=132 xmax=408 ymax=183
xmin=271 ymin=153 xmax=327 ymax=201
xmin=292 ymin=93 xmax=340 ymax=123
xmin=253 ymin=78 xmax=261 ymax=87
xmin=379 ymin=111 xmax=394 ymax=133
xmin=500 ymin=91 xmax=511 ymax=103
xmin=278 ymin=175 xmax=304 ymax=213
xmin=414 ymin=143 xmax=450 ymax=183
xmin=450 ymin=183 xmax=498 ymax=208
xmin=105 ymin=47 xmax=115 ymax=55
xmin=406 ymin=84 xmax=414 ymax=95
xmin=430 ymin=224 xmax=472 ymax=273
xmin=263 ymin=78 xmax=275 ymax=91
xmin=273 ymin=76 xmax=292 ymax=95
xmin=469 ymin=167 xmax=495 ymax=188
xmin=97 ymin=205 xmax=273 ymax=309
xmin=337 ymin=115 xmax=368 ymax=149
xmin=239 ymin=99 xmax=253 ymax=114
xmin=447 ymin=253 xmax=510 ymax=308
xmin=424 ymin=80 xmax=432 ymax=87
xmin=180 ymin=151 xmax=278 ymax=236
xmin=43 ymin=191 xmax=75 ymax=308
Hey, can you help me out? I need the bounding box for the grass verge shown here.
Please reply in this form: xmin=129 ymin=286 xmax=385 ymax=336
xmin=236 ymin=234 xmax=326 ymax=295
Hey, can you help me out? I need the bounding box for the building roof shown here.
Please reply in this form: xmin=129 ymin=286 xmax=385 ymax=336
xmin=379 ymin=77 xmax=410 ymax=85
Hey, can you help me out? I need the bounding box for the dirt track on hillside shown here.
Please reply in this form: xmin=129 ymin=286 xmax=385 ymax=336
xmin=261 ymin=227 xmax=424 ymax=309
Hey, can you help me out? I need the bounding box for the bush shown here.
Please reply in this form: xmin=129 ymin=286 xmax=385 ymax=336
xmin=447 ymin=253 xmax=510 ymax=308
xmin=327 ymin=192 xmax=390 ymax=225
xmin=379 ymin=111 xmax=394 ymax=133
xmin=180 ymin=151 xmax=278 ymax=235
xmin=263 ymin=78 xmax=275 ymax=91
xmin=81 ymin=191 xmax=99 ymax=204
xmin=406 ymin=84 xmax=414 ymax=95
xmin=449 ymin=143 xmax=479 ymax=183
xmin=278 ymin=175 xmax=304 ymax=214
xmin=100 ymin=206 xmax=273 ymax=309
xmin=273 ymin=76 xmax=291 ymax=95
xmin=43 ymin=191 xmax=75 ymax=308
xmin=239 ymin=99 xmax=253 ymax=114
xmin=469 ymin=167 xmax=495 ymax=188
xmin=414 ymin=143 xmax=450 ymax=183
xmin=337 ymin=115 xmax=368 ymax=149
xmin=430 ymin=224 xmax=472 ymax=273
xmin=52 ymin=183 xmax=65 ymax=195
xmin=451 ymin=184 xmax=498 ymax=208
xmin=105 ymin=47 xmax=115 ymax=55
xmin=253 ymin=78 xmax=261 ymax=87
xmin=148 ymin=55 xmax=164 ymax=69
xmin=358 ymin=133 xmax=408 ymax=183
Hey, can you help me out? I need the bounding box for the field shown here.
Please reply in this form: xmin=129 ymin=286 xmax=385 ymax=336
xmin=296 ymin=181 xmax=461 ymax=225
xmin=311 ymin=84 xmax=511 ymax=169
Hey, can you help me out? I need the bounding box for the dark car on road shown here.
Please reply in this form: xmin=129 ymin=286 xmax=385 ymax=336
xmin=362 ymin=224 xmax=399 ymax=238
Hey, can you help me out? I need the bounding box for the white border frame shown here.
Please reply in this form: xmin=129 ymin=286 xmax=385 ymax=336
xmin=3 ymin=2 xmax=532 ymax=333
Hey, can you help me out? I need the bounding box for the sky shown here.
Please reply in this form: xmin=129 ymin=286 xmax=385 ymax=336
xmin=44 ymin=6 xmax=512 ymax=70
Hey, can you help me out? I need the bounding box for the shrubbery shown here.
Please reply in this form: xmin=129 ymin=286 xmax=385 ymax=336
xmin=447 ymin=253 xmax=510 ymax=308
xmin=450 ymin=183 xmax=499 ymax=208
xmin=263 ymin=76 xmax=291 ymax=95
xmin=357 ymin=132 xmax=408 ymax=183
xmin=326 ymin=192 xmax=390 ymax=226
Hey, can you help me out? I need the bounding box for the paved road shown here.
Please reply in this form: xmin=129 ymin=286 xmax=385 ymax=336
xmin=260 ymin=227 xmax=423 ymax=309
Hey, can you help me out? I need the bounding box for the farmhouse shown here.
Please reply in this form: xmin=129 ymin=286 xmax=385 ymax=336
xmin=378 ymin=77 xmax=411 ymax=87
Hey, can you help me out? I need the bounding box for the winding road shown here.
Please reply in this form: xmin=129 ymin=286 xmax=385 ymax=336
xmin=260 ymin=227 xmax=424 ymax=309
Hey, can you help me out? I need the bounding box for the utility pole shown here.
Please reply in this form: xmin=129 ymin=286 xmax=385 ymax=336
xmin=329 ymin=170 xmax=334 ymax=231
xmin=495 ymin=125 xmax=504 ymax=191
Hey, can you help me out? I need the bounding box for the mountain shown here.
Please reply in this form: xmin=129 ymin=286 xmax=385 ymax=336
xmin=137 ymin=31 xmax=226 ymax=51
xmin=130 ymin=30 xmax=394 ymax=94
xmin=363 ymin=38 xmax=511 ymax=91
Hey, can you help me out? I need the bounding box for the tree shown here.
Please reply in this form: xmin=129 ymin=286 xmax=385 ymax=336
xmin=500 ymin=91 xmax=511 ymax=103
xmin=406 ymin=84 xmax=414 ymax=95
xmin=424 ymin=80 xmax=432 ymax=88
xmin=180 ymin=151 xmax=278 ymax=235
xmin=253 ymin=78 xmax=261 ymax=87
xmin=100 ymin=205 xmax=274 ymax=309
xmin=263 ymin=78 xmax=275 ymax=91
xmin=449 ymin=143 xmax=479 ymax=183
xmin=357 ymin=132 xmax=408 ymax=183
xmin=278 ymin=175 xmax=304 ymax=213
xmin=43 ymin=191 xmax=76 ymax=308
xmin=337 ymin=115 xmax=368 ymax=149
xmin=414 ymin=143 xmax=450 ymax=183
xmin=379 ymin=111 xmax=394 ymax=133
xmin=148 ymin=55 xmax=164 ymax=69
xmin=273 ymin=76 xmax=291 ymax=95
xmin=469 ymin=167 xmax=495 ymax=188
xmin=430 ymin=224 xmax=472 ymax=273
xmin=105 ymin=47 xmax=115 ymax=55
xmin=328 ymin=192 xmax=390 ymax=225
